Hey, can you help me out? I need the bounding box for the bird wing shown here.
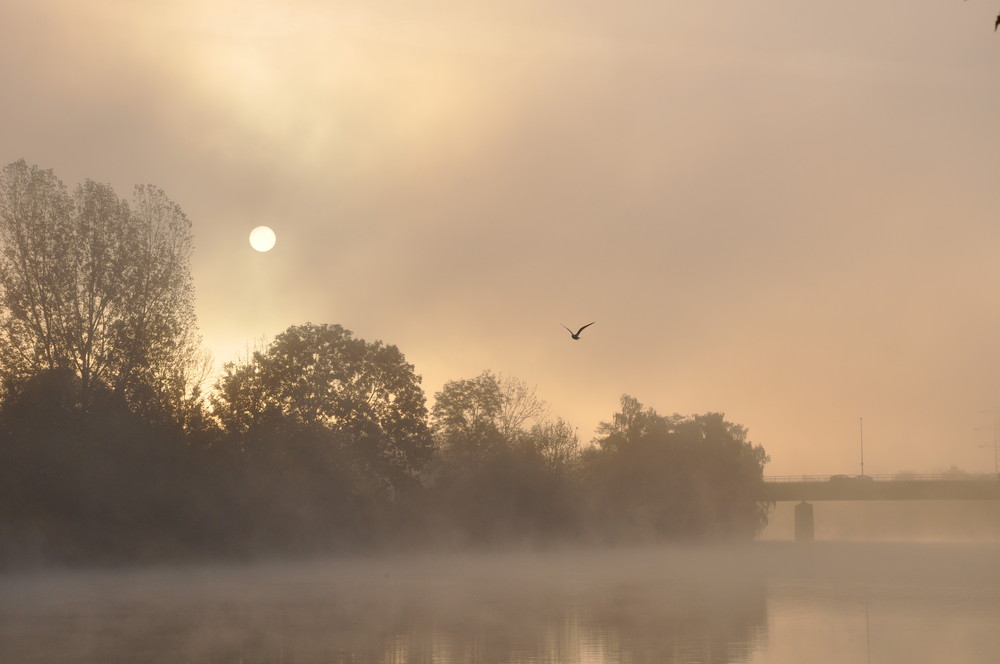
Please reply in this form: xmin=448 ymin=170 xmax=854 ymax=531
xmin=576 ymin=322 xmax=596 ymax=335
xmin=561 ymin=324 xmax=574 ymax=334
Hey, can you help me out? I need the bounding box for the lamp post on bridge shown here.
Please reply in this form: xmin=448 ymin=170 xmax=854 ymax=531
xmin=860 ymin=417 xmax=865 ymax=478
xmin=979 ymin=431 xmax=999 ymax=479
xmin=975 ymin=408 xmax=1000 ymax=480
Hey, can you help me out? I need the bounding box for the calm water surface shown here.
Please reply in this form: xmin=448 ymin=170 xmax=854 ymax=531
xmin=2 ymin=541 xmax=999 ymax=663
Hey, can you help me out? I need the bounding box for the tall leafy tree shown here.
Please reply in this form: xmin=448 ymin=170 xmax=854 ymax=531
xmin=212 ymin=323 xmax=432 ymax=494
xmin=431 ymin=370 xmax=549 ymax=456
xmin=583 ymin=395 xmax=771 ymax=540
xmin=528 ymin=417 xmax=579 ymax=472
xmin=0 ymin=160 xmax=202 ymax=420
xmin=428 ymin=371 xmax=579 ymax=544
xmin=593 ymin=394 xmax=672 ymax=452
xmin=431 ymin=371 xmax=505 ymax=457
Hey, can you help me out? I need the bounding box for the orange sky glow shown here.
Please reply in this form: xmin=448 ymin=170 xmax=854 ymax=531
xmin=2 ymin=0 xmax=1000 ymax=475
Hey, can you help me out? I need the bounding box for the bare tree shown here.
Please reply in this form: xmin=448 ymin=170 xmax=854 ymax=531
xmin=496 ymin=372 xmax=549 ymax=441
xmin=528 ymin=417 xmax=579 ymax=471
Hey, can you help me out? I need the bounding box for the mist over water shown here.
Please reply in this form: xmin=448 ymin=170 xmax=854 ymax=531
xmin=3 ymin=538 xmax=1000 ymax=664
xmin=761 ymin=500 xmax=1000 ymax=542
xmin=2 ymin=1 xmax=998 ymax=661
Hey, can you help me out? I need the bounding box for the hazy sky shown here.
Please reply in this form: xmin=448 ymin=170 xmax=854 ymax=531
xmin=3 ymin=0 xmax=1000 ymax=475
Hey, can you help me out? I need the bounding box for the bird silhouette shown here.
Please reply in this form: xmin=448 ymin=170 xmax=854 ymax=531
xmin=561 ymin=322 xmax=595 ymax=340
xmin=995 ymin=13 xmax=999 ymax=30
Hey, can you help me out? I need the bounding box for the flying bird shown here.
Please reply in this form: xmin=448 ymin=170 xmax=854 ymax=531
xmin=561 ymin=322 xmax=595 ymax=340
xmin=995 ymin=13 xmax=999 ymax=30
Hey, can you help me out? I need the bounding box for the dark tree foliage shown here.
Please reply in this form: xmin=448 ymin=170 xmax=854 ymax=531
xmin=424 ymin=386 xmax=770 ymax=548
xmin=430 ymin=370 xmax=551 ymax=458
xmin=0 ymin=161 xmax=212 ymax=566
xmin=212 ymin=323 xmax=433 ymax=496
xmin=421 ymin=434 xmax=582 ymax=547
xmin=426 ymin=372 xmax=580 ymax=547
xmin=0 ymin=160 xmax=205 ymax=424
xmin=431 ymin=371 xmax=506 ymax=458
xmin=205 ymin=415 xmax=373 ymax=554
xmin=581 ymin=395 xmax=772 ymax=541
xmin=0 ymin=369 xmax=213 ymax=565
xmin=0 ymin=159 xmax=775 ymax=562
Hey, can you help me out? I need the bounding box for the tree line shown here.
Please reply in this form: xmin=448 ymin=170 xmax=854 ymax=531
xmin=0 ymin=161 xmax=772 ymax=567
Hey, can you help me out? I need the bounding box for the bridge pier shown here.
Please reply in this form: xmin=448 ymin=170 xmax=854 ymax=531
xmin=794 ymin=501 xmax=814 ymax=541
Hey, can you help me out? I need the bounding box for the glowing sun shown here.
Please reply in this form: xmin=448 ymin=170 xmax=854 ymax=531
xmin=249 ymin=226 xmax=276 ymax=252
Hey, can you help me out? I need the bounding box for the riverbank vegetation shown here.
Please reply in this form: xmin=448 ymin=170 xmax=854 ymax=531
xmin=0 ymin=161 xmax=771 ymax=567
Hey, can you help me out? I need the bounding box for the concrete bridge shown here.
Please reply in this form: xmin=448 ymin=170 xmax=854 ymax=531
xmin=762 ymin=474 xmax=1000 ymax=539
xmin=764 ymin=473 xmax=1000 ymax=501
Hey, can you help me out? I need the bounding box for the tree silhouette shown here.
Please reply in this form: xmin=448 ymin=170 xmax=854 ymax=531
xmin=431 ymin=371 xmax=549 ymax=456
xmin=0 ymin=160 xmax=203 ymax=421
xmin=582 ymin=396 xmax=772 ymax=540
xmin=0 ymin=367 xmax=208 ymax=565
xmin=431 ymin=371 xmax=506 ymax=459
xmin=427 ymin=371 xmax=580 ymax=545
xmin=0 ymin=161 xmax=776 ymax=561
xmin=594 ymin=394 xmax=672 ymax=452
xmin=528 ymin=418 xmax=579 ymax=472
xmin=212 ymin=323 xmax=432 ymax=496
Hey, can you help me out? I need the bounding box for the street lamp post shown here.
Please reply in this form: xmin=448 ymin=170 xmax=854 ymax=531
xmin=975 ymin=409 xmax=1000 ymax=480
xmin=982 ymin=427 xmax=999 ymax=479
xmin=859 ymin=417 xmax=865 ymax=478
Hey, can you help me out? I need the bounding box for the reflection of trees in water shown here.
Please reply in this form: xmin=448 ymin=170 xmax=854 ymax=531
xmin=371 ymin=574 xmax=768 ymax=664
xmin=294 ymin=570 xmax=766 ymax=663
xmin=1 ymin=553 xmax=769 ymax=664
xmin=578 ymin=579 xmax=768 ymax=664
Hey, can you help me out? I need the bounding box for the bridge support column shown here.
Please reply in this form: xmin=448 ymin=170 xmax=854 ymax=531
xmin=794 ymin=501 xmax=814 ymax=541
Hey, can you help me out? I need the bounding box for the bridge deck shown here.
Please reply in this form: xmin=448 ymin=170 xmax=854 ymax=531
xmin=763 ymin=475 xmax=1000 ymax=501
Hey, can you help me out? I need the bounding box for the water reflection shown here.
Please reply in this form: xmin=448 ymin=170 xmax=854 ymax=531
xmin=0 ymin=547 xmax=768 ymax=664
xmin=4 ymin=543 xmax=1000 ymax=664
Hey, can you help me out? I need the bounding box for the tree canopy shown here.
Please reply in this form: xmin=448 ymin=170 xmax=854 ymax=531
xmin=0 ymin=160 xmax=774 ymax=565
xmin=427 ymin=371 xmax=580 ymax=545
xmin=0 ymin=160 xmax=202 ymax=421
xmin=431 ymin=370 xmax=549 ymax=456
xmin=212 ymin=322 xmax=432 ymax=494
xmin=582 ymin=395 xmax=771 ymax=540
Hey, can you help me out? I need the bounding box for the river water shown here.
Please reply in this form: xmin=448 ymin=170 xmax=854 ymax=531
xmin=2 ymin=537 xmax=999 ymax=664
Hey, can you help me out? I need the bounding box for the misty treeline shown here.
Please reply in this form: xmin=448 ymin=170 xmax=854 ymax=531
xmin=0 ymin=161 xmax=771 ymax=566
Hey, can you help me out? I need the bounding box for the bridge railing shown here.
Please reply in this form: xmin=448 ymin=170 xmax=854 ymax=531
xmin=764 ymin=473 xmax=1000 ymax=483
